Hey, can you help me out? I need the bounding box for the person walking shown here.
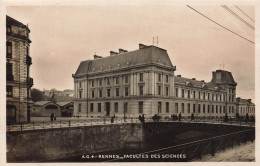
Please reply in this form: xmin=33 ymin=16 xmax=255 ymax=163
xmin=50 ymin=113 xmax=54 ymax=121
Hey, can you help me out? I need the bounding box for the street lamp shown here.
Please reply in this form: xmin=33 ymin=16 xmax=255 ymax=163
xmin=124 ymin=101 xmax=127 ymax=122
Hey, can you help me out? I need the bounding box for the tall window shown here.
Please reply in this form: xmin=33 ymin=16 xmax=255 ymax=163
xmin=220 ymin=105 xmax=222 ymax=113
xmin=193 ymin=91 xmax=196 ymax=99
xmin=229 ymin=106 xmax=231 ymax=113
xmin=139 ymin=86 xmax=143 ymax=96
xmin=203 ymin=104 xmax=205 ymax=113
xmin=116 ymin=88 xmax=120 ymax=97
xmin=216 ymin=105 xmax=218 ymax=113
xmin=78 ymin=103 xmax=81 ymax=112
xmin=203 ymin=92 xmax=205 ymax=100
xmin=193 ymin=104 xmax=196 ymax=113
xmin=181 ymin=103 xmax=184 ymax=113
xmin=124 ymin=102 xmax=128 ymax=113
xmin=212 ymin=105 xmax=214 ymax=113
xmin=90 ymin=103 xmax=94 ymax=112
xmin=212 ymin=94 xmax=214 ymax=101
xmin=116 ymin=77 xmax=119 ymax=84
xmin=158 ymin=73 xmax=161 ymax=82
xmin=125 ymin=75 xmax=129 ymax=84
xmin=79 ymin=82 xmax=82 ymax=88
xmin=92 ymin=90 xmax=95 ymax=98
xmin=139 ymin=102 xmax=143 ymax=113
xmin=175 ymin=88 xmax=178 ymax=97
xmin=92 ymin=80 xmax=94 ymax=87
xmin=158 ymin=86 xmax=161 ymax=95
xmin=107 ymin=78 xmax=110 ymax=85
xmin=208 ymin=93 xmax=210 ymax=100
xmin=166 ymin=75 xmax=169 ymax=83
xmin=107 ymin=89 xmax=111 ymax=97
xmin=232 ymin=106 xmax=234 ymax=113
xmin=198 ymin=104 xmax=200 ymax=113
xmin=125 ymin=87 xmax=129 ymax=97
xmin=187 ymin=103 xmax=190 ymax=113
xmin=114 ymin=102 xmax=118 ymax=113
xmin=220 ymin=95 xmax=222 ymax=101
xmin=99 ymin=79 xmax=102 ymax=86
xmin=198 ymin=92 xmax=201 ymax=99
xmin=79 ymin=91 xmax=82 ymax=98
xmin=99 ymin=89 xmax=102 ymax=98
xmin=223 ymin=106 xmax=226 ymax=113
xmin=166 ymin=102 xmax=169 ymax=113
xmin=6 ymin=42 xmax=12 ymax=58
xmin=6 ymin=63 xmax=13 ymax=79
xmin=140 ymin=73 xmax=143 ymax=81
xmin=166 ymin=87 xmax=169 ymax=96
xmin=208 ymin=105 xmax=210 ymax=113
xmin=188 ymin=90 xmax=190 ymax=98
xmin=6 ymin=86 xmax=13 ymax=97
xmin=98 ymin=103 xmax=101 ymax=112
xmin=181 ymin=89 xmax=184 ymax=98
xmin=175 ymin=103 xmax=178 ymax=113
xmin=158 ymin=102 xmax=162 ymax=113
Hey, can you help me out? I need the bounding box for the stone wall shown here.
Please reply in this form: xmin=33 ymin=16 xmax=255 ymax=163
xmin=7 ymin=123 xmax=143 ymax=162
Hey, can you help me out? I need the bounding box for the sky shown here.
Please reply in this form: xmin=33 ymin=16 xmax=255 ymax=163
xmin=7 ymin=5 xmax=255 ymax=101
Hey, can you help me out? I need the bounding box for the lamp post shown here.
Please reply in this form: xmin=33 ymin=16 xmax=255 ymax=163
xmin=124 ymin=101 xmax=127 ymax=122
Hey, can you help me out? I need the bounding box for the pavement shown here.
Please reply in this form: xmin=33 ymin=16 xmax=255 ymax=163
xmin=200 ymin=141 xmax=255 ymax=162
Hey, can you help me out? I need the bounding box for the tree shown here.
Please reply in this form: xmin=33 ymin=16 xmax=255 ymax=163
xmin=31 ymin=88 xmax=46 ymax=102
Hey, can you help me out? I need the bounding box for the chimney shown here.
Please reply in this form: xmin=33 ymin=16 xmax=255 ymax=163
xmin=177 ymin=75 xmax=181 ymax=77
xmin=94 ymin=55 xmax=103 ymax=60
xmin=192 ymin=78 xmax=196 ymax=80
xmin=139 ymin=43 xmax=146 ymax=49
xmin=110 ymin=51 xmax=118 ymax=56
xmin=248 ymin=99 xmax=251 ymax=103
xmin=119 ymin=48 xmax=128 ymax=53
xmin=201 ymin=80 xmax=205 ymax=82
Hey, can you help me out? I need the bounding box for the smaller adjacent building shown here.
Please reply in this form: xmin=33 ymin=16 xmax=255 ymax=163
xmin=236 ymin=97 xmax=255 ymax=117
xmin=31 ymin=101 xmax=73 ymax=117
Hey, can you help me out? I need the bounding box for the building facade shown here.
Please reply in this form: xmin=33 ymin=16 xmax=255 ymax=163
xmin=6 ymin=16 xmax=33 ymax=124
xmin=236 ymin=97 xmax=255 ymax=117
xmin=73 ymin=44 xmax=255 ymax=118
xmin=73 ymin=44 xmax=176 ymax=118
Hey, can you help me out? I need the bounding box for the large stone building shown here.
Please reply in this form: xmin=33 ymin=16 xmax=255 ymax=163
xmin=73 ymin=44 xmax=255 ymax=118
xmin=236 ymin=97 xmax=255 ymax=117
xmin=6 ymin=16 xmax=33 ymax=124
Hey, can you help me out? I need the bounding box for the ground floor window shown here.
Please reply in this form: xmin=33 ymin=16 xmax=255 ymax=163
xmin=139 ymin=102 xmax=143 ymax=113
xmin=90 ymin=103 xmax=93 ymax=112
xmin=175 ymin=103 xmax=178 ymax=113
xmin=166 ymin=102 xmax=169 ymax=113
xmin=114 ymin=102 xmax=118 ymax=113
xmin=98 ymin=103 xmax=101 ymax=112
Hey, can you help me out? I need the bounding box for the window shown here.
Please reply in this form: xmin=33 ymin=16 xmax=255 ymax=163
xmin=107 ymin=89 xmax=111 ymax=97
xmin=90 ymin=103 xmax=94 ymax=112
xmin=116 ymin=88 xmax=120 ymax=97
xmin=139 ymin=102 xmax=143 ymax=113
xmin=139 ymin=86 xmax=143 ymax=95
xmin=220 ymin=95 xmax=222 ymax=101
xmin=6 ymin=86 xmax=13 ymax=97
xmin=220 ymin=105 xmax=222 ymax=113
xmin=188 ymin=90 xmax=190 ymax=98
xmin=140 ymin=73 xmax=143 ymax=81
xmin=193 ymin=104 xmax=196 ymax=113
xmin=208 ymin=105 xmax=210 ymax=113
xmin=78 ymin=103 xmax=81 ymax=112
xmin=216 ymin=94 xmax=218 ymax=101
xmin=193 ymin=91 xmax=196 ymax=99
xmin=208 ymin=93 xmax=210 ymax=100
xmin=181 ymin=89 xmax=185 ymax=98
xmin=125 ymin=75 xmax=129 ymax=84
xmin=175 ymin=103 xmax=178 ymax=113
xmin=224 ymin=95 xmax=226 ymax=101
xmin=158 ymin=86 xmax=161 ymax=95
xmin=99 ymin=89 xmax=102 ymax=98
xmin=198 ymin=92 xmax=201 ymax=99
xmin=229 ymin=95 xmax=231 ymax=102
xmin=116 ymin=77 xmax=119 ymax=84
xmin=6 ymin=42 xmax=12 ymax=58
xmin=166 ymin=87 xmax=169 ymax=96
xmin=158 ymin=102 xmax=162 ymax=113
xmin=6 ymin=63 xmax=13 ymax=80
xmin=232 ymin=106 xmax=234 ymax=113
xmin=79 ymin=91 xmax=82 ymax=98
xmin=166 ymin=75 xmax=169 ymax=83
xmin=98 ymin=103 xmax=101 ymax=112
xmin=229 ymin=106 xmax=231 ymax=113
xmin=198 ymin=104 xmax=201 ymax=113
xmin=158 ymin=73 xmax=161 ymax=82
xmin=166 ymin=102 xmax=169 ymax=113
xmin=203 ymin=92 xmax=205 ymax=100
xmin=188 ymin=103 xmax=190 ymax=113
xmin=92 ymin=80 xmax=94 ymax=87
xmin=99 ymin=79 xmax=102 ymax=86
xmin=107 ymin=78 xmax=110 ymax=85
xmin=114 ymin=102 xmax=118 ymax=113
xmin=175 ymin=88 xmax=178 ymax=97
xmin=212 ymin=94 xmax=214 ymax=101
xmin=216 ymin=105 xmax=218 ymax=113
xmin=181 ymin=103 xmax=184 ymax=113
xmin=125 ymin=87 xmax=129 ymax=97
xmin=124 ymin=102 xmax=128 ymax=113
xmin=92 ymin=90 xmax=95 ymax=98
xmin=212 ymin=105 xmax=214 ymax=113
xmin=223 ymin=106 xmax=226 ymax=113
xmin=203 ymin=104 xmax=205 ymax=113
xmin=79 ymin=82 xmax=82 ymax=88
xmin=232 ymin=95 xmax=234 ymax=102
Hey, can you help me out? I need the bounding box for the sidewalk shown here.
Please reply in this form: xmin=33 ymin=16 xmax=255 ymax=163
xmin=201 ymin=141 xmax=255 ymax=162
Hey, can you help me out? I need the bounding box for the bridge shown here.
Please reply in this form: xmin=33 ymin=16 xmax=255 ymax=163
xmin=6 ymin=118 xmax=255 ymax=162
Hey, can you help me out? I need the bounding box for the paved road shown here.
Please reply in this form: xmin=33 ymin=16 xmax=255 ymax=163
xmin=201 ymin=141 xmax=255 ymax=162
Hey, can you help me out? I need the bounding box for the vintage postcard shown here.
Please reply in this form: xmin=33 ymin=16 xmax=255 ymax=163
xmin=0 ymin=0 xmax=258 ymax=165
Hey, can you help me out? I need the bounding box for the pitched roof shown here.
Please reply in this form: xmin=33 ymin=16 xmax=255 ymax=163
xmin=74 ymin=46 xmax=174 ymax=76
xmin=56 ymin=102 xmax=73 ymax=107
xmin=6 ymin=15 xmax=30 ymax=32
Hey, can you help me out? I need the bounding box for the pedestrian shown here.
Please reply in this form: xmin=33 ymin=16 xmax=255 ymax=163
xmin=141 ymin=114 xmax=145 ymax=123
xmin=178 ymin=113 xmax=181 ymax=121
xmin=138 ymin=115 xmax=142 ymax=122
xmin=54 ymin=114 xmax=56 ymax=121
xmin=50 ymin=113 xmax=54 ymax=121
xmin=111 ymin=116 xmax=114 ymax=123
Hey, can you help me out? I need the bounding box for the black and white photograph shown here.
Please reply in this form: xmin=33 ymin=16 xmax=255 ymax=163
xmin=0 ymin=0 xmax=258 ymax=164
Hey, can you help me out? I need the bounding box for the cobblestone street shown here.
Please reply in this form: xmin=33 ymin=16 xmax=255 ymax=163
xmin=201 ymin=141 xmax=255 ymax=162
